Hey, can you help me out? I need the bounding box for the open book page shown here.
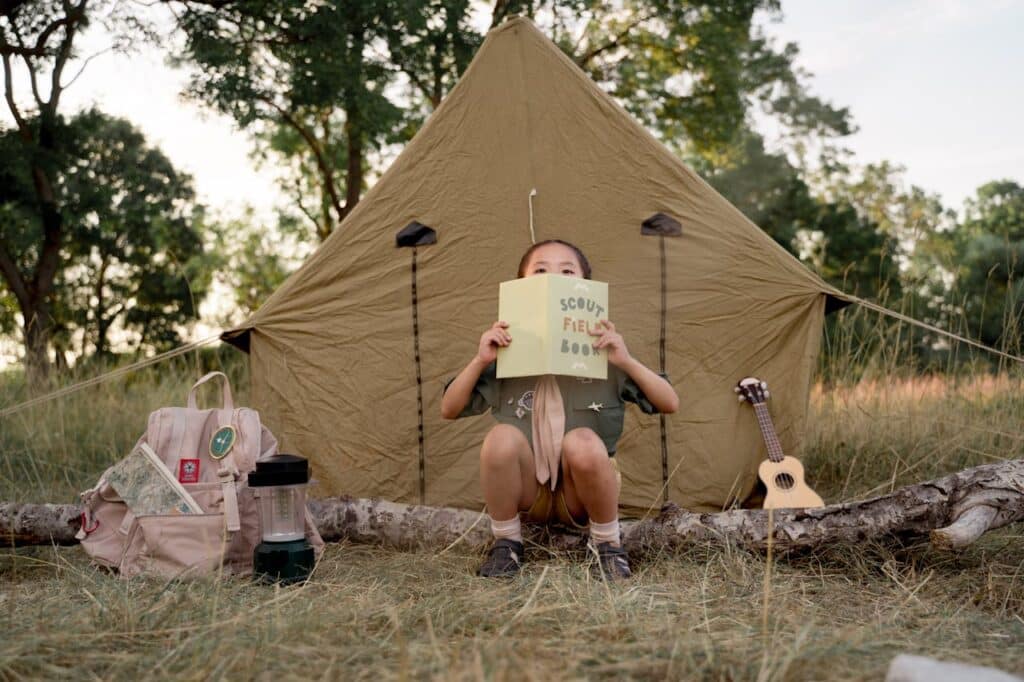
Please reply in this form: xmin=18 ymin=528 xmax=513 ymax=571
xmin=105 ymin=443 xmax=203 ymax=515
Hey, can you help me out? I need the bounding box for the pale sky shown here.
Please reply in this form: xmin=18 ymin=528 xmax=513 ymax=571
xmin=764 ymin=0 xmax=1023 ymax=207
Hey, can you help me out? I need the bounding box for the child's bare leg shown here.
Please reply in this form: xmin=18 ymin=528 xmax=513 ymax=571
xmin=560 ymin=428 xmax=618 ymax=524
xmin=477 ymin=425 xmax=537 ymax=577
xmin=561 ymin=428 xmax=630 ymax=576
xmin=480 ymin=424 xmax=538 ymax=520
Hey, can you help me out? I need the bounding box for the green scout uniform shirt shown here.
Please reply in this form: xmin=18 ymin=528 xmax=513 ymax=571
xmin=449 ymin=362 xmax=660 ymax=455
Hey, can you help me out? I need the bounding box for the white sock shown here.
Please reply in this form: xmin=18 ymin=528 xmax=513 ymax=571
xmin=491 ymin=515 xmax=522 ymax=543
xmin=589 ymin=518 xmax=620 ymax=546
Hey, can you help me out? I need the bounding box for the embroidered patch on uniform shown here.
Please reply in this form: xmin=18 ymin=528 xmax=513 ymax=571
xmin=178 ymin=458 xmax=200 ymax=484
xmin=576 ymin=377 xmax=594 ymax=384
xmin=515 ymin=407 xmax=526 ymax=419
xmin=518 ymin=391 xmax=534 ymax=411
xmin=588 ymin=402 xmax=604 ymax=413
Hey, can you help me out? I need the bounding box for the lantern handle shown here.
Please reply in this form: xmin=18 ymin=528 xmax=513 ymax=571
xmin=187 ymin=371 xmax=235 ymax=411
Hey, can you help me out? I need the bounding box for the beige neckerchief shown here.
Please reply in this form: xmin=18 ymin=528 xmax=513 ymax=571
xmin=531 ymin=375 xmax=565 ymax=491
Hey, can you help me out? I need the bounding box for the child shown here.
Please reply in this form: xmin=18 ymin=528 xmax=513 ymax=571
xmin=441 ymin=240 xmax=678 ymax=579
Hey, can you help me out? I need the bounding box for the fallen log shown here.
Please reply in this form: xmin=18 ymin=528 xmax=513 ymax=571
xmin=4 ymin=458 xmax=1023 ymax=553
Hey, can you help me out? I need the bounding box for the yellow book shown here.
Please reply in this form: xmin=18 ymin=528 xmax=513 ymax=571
xmin=496 ymin=274 xmax=609 ymax=379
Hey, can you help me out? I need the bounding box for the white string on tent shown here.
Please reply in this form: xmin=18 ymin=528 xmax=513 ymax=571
xmin=528 ymin=188 xmax=538 ymax=244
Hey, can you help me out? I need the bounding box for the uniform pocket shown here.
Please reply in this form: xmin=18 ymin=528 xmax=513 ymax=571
xmin=569 ymin=391 xmax=624 ymax=454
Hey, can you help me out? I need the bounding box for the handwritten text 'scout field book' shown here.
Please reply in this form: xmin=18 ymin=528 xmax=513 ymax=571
xmin=497 ymin=274 xmax=609 ymax=380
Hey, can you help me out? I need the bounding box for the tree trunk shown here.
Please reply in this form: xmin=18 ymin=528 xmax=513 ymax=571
xmin=5 ymin=459 xmax=1023 ymax=552
xmin=23 ymin=301 xmax=54 ymax=382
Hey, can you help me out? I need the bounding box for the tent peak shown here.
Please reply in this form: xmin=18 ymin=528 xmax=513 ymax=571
xmin=489 ymin=14 xmax=538 ymax=34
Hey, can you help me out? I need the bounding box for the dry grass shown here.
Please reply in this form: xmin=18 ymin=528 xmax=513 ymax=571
xmin=2 ymin=350 xmax=1024 ymax=679
xmin=2 ymin=535 xmax=1022 ymax=680
xmin=805 ymin=373 xmax=1024 ymax=502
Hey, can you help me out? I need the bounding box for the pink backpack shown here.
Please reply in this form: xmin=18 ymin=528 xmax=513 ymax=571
xmin=77 ymin=371 xmax=324 ymax=578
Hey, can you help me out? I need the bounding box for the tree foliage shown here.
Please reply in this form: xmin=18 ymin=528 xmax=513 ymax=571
xmin=0 ymin=109 xmax=210 ymax=362
xmin=169 ymin=0 xmax=481 ymax=242
xmin=0 ymin=0 xmax=92 ymax=375
xmin=950 ymin=181 xmax=1024 ymax=350
xmin=167 ymin=0 xmax=851 ymax=244
xmin=0 ymin=0 xmax=167 ymax=373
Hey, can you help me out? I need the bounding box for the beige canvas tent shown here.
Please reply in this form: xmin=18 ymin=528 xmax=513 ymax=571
xmin=223 ymin=17 xmax=848 ymax=514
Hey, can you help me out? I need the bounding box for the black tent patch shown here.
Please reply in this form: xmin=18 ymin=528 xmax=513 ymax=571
xmin=396 ymin=221 xmax=438 ymax=247
xmin=641 ymin=213 xmax=682 ymax=237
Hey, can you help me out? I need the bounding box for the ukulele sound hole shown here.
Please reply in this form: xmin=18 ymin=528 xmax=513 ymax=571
xmin=774 ymin=473 xmax=795 ymax=490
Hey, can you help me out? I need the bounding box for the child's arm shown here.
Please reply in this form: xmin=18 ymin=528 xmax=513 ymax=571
xmin=591 ymin=320 xmax=679 ymax=414
xmin=440 ymin=321 xmax=511 ymax=419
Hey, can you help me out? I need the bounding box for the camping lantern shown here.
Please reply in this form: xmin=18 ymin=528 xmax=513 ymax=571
xmin=248 ymin=454 xmax=315 ymax=584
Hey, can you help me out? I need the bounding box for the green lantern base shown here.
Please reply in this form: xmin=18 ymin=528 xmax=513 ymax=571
xmin=253 ymin=539 xmax=315 ymax=584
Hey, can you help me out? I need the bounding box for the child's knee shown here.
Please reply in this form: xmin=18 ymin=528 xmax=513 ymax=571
xmin=481 ymin=424 xmax=528 ymax=468
xmin=562 ymin=428 xmax=608 ymax=475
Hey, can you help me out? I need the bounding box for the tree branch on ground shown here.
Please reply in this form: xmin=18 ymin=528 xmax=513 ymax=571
xmin=6 ymin=460 xmax=1023 ymax=553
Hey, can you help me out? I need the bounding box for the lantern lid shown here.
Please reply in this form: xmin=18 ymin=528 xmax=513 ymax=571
xmin=248 ymin=454 xmax=310 ymax=487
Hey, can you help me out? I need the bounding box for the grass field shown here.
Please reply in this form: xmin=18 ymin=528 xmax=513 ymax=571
xmin=2 ymin=346 xmax=1023 ymax=680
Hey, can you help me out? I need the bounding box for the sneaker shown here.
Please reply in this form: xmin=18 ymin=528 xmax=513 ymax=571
xmin=590 ymin=542 xmax=631 ymax=580
xmin=477 ymin=539 xmax=524 ymax=578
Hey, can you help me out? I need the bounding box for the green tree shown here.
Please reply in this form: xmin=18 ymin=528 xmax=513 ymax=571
xmin=0 ymin=109 xmax=210 ymax=363
xmin=170 ymin=0 xmax=479 ymax=242
xmin=0 ymin=0 xmax=92 ymax=376
xmin=0 ymin=0 xmax=159 ymax=375
xmin=950 ymin=181 xmax=1024 ymax=350
xmin=706 ymin=134 xmax=901 ymax=301
xmin=169 ymin=0 xmax=851 ymax=245
xmin=498 ymin=0 xmax=852 ymax=163
xmin=705 ymin=132 xmax=815 ymax=251
xmin=211 ymin=210 xmax=297 ymax=320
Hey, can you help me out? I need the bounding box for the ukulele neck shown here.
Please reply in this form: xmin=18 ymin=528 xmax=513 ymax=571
xmin=752 ymin=402 xmax=785 ymax=463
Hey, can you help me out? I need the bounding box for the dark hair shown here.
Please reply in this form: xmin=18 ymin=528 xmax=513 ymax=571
xmin=517 ymin=239 xmax=592 ymax=279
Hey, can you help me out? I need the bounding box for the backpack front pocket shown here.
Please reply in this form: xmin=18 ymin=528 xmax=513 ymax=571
xmin=124 ymin=513 xmax=228 ymax=578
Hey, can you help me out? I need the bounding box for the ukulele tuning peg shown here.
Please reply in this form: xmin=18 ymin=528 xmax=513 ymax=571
xmin=764 ymin=390 xmax=770 ymax=398
xmin=737 ymin=394 xmax=746 ymax=402
xmin=733 ymin=386 xmax=740 ymax=393
xmin=760 ymin=381 xmax=767 ymax=389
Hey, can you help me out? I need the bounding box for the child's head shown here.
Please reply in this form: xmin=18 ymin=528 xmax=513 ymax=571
xmin=517 ymin=239 xmax=592 ymax=279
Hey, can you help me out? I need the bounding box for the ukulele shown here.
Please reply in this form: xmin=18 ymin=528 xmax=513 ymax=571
xmin=735 ymin=377 xmax=824 ymax=510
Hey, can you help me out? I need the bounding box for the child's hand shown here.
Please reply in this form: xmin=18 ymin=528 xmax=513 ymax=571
xmin=477 ymin=321 xmax=511 ymax=365
xmin=590 ymin=320 xmax=632 ymax=368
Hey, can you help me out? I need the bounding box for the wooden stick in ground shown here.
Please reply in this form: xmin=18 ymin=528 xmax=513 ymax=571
xmin=4 ymin=459 xmax=1024 ymax=552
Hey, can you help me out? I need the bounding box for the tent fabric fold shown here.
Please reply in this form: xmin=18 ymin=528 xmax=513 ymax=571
xmin=223 ymin=17 xmax=848 ymax=513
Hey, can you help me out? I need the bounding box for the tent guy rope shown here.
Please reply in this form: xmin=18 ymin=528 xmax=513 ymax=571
xmin=1 ymin=292 xmax=1021 ymax=422
xmin=845 ymin=295 xmax=1024 ymax=365
xmin=0 ymin=334 xmax=221 ymax=419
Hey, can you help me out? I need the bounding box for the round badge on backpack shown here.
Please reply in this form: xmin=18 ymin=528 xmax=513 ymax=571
xmin=209 ymin=425 xmax=237 ymax=460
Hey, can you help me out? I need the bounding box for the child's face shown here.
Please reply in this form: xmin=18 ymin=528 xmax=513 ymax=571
xmin=522 ymin=243 xmax=584 ymax=278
